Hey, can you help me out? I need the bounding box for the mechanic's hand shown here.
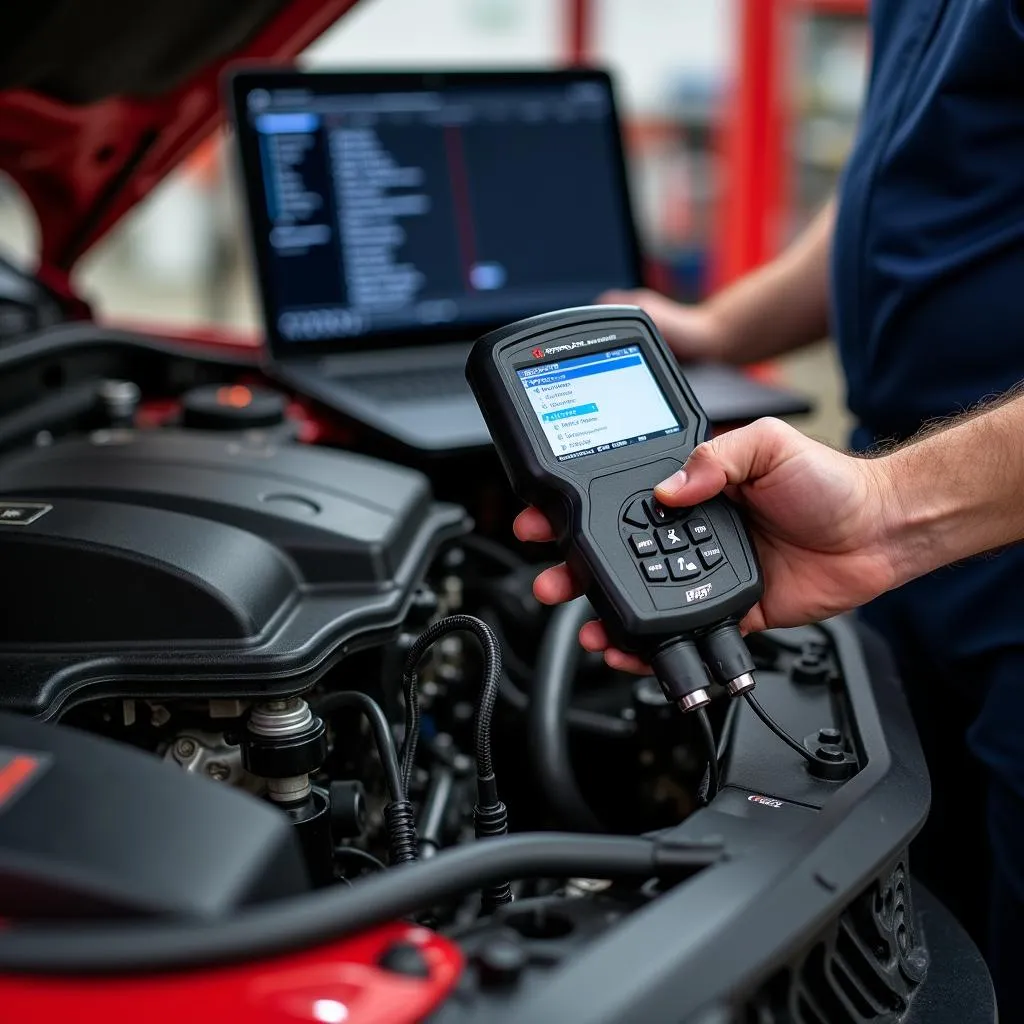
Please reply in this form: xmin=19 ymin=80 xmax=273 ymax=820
xmin=598 ymin=288 xmax=726 ymax=363
xmin=513 ymin=418 xmax=902 ymax=673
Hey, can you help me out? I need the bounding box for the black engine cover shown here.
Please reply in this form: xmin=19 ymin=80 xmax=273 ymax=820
xmin=0 ymin=710 xmax=309 ymax=920
xmin=0 ymin=429 xmax=467 ymax=717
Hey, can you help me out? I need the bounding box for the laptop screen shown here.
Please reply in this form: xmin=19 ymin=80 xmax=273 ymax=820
xmin=229 ymin=70 xmax=643 ymax=357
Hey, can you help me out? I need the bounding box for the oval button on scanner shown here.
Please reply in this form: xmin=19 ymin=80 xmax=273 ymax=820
xmin=644 ymin=496 xmax=674 ymax=526
xmin=656 ymin=525 xmax=688 ymax=553
xmin=686 ymin=518 xmax=711 ymax=544
xmin=642 ymin=559 xmax=669 ymax=582
xmin=697 ymin=543 xmax=724 ymax=569
xmin=668 ymin=553 xmax=702 ymax=581
xmin=629 ymin=533 xmax=657 ymax=557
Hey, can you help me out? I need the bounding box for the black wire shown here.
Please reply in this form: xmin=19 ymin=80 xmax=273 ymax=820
xmin=743 ymin=692 xmax=819 ymax=764
xmin=695 ymin=706 xmax=720 ymax=801
xmin=400 ymin=615 xmax=503 ymax=798
xmin=0 ymin=833 xmax=723 ymax=974
xmin=716 ymin=696 xmax=739 ymax=764
xmin=313 ymin=691 xmax=404 ymax=805
xmin=333 ymin=846 xmax=387 ymax=874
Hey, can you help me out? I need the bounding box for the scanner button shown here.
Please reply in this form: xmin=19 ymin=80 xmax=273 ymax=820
xmin=644 ymin=497 xmax=675 ymax=526
xmin=668 ymin=553 xmax=702 ymax=581
xmin=642 ymin=559 xmax=669 ymax=582
xmin=697 ymin=543 xmax=724 ymax=569
xmin=655 ymin=525 xmax=688 ymax=553
xmin=686 ymin=518 xmax=712 ymax=543
xmin=622 ymin=498 xmax=649 ymax=528
xmin=629 ymin=533 xmax=658 ymax=558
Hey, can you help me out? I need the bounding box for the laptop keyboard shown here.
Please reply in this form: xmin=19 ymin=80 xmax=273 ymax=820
xmin=342 ymin=367 xmax=470 ymax=402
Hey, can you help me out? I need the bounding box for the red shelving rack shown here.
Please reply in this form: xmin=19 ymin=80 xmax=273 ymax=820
xmin=712 ymin=0 xmax=869 ymax=288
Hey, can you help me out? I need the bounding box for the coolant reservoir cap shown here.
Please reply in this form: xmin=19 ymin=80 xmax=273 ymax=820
xmin=181 ymin=384 xmax=287 ymax=430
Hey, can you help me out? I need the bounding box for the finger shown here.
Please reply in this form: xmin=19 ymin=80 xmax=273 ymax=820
xmin=533 ymin=563 xmax=583 ymax=605
xmin=579 ymin=619 xmax=610 ymax=652
xmin=580 ymin=621 xmax=651 ymax=674
xmin=604 ymin=648 xmax=652 ymax=675
xmin=513 ymin=506 xmax=556 ymax=543
xmin=738 ymin=604 xmax=768 ymax=636
xmin=655 ymin=417 xmax=804 ymax=507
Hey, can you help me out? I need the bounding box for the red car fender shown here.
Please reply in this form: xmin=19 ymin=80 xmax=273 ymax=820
xmin=0 ymin=922 xmax=462 ymax=1024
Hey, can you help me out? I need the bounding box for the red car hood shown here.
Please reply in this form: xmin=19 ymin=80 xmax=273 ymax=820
xmin=0 ymin=0 xmax=361 ymax=303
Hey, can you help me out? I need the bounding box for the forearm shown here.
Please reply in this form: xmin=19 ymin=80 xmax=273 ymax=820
xmin=879 ymin=390 xmax=1024 ymax=585
xmin=707 ymin=197 xmax=836 ymax=365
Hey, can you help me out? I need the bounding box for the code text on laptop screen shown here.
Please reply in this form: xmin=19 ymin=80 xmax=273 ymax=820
xmin=244 ymin=79 xmax=637 ymax=344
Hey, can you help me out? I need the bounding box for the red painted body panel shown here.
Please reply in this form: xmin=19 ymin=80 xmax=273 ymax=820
xmin=0 ymin=923 xmax=462 ymax=1024
xmin=0 ymin=0 xmax=363 ymax=275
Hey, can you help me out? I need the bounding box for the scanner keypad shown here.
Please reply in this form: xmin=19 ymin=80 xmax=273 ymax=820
xmin=620 ymin=492 xmax=729 ymax=588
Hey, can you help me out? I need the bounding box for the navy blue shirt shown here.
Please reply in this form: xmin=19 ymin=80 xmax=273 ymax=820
xmin=831 ymin=0 xmax=1024 ymax=787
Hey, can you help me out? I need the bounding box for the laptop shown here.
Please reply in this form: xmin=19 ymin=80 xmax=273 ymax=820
xmin=228 ymin=68 xmax=810 ymax=452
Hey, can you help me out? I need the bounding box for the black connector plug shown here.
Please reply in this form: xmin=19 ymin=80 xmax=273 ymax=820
xmin=474 ymin=773 xmax=513 ymax=912
xmin=384 ymin=800 xmax=418 ymax=865
xmin=651 ymin=638 xmax=711 ymax=713
xmin=699 ymin=622 xmax=756 ymax=696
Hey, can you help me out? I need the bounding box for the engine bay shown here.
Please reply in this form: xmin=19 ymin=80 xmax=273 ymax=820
xmin=0 ymin=357 xmax=941 ymax=1022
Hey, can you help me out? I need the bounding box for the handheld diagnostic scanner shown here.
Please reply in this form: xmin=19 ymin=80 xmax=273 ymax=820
xmin=466 ymin=305 xmax=764 ymax=713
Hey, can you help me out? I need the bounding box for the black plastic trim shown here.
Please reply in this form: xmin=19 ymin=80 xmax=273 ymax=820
xmin=483 ymin=617 xmax=932 ymax=1023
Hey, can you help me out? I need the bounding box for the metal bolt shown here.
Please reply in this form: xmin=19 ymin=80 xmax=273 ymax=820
xmin=815 ymin=744 xmax=846 ymax=763
xmin=150 ymin=704 xmax=171 ymax=727
xmin=99 ymin=379 xmax=141 ymax=428
xmin=206 ymin=761 xmax=231 ymax=782
xmin=817 ymin=727 xmax=842 ymax=744
xmin=174 ymin=737 xmax=197 ymax=760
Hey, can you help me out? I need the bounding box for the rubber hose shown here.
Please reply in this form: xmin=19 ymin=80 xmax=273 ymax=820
xmin=313 ymin=691 xmax=404 ymax=805
xmin=529 ymin=597 xmax=605 ymax=832
xmin=400 ymin=615 xmax=502 ymax=798
xmin=0 ymin=833 xmax=721 ymax=974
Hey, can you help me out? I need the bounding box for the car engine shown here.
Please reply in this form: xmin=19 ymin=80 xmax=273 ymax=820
xmin=0 ymin=378 xmax=963 ymax=1022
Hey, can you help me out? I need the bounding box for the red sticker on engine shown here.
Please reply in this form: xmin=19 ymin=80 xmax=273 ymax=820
xmin=0 ymin=749 xmax=49 ymax=812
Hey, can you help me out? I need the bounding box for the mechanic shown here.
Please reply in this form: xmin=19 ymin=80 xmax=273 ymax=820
xmin=537 ymin=0 xmax=1024 ymax=1008
xmin=515 ymin=401 xmax=1024 ymax=1015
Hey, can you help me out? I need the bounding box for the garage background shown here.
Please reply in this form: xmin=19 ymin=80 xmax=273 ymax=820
xmin=0 ymin=0 xmax=868 ymax=446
